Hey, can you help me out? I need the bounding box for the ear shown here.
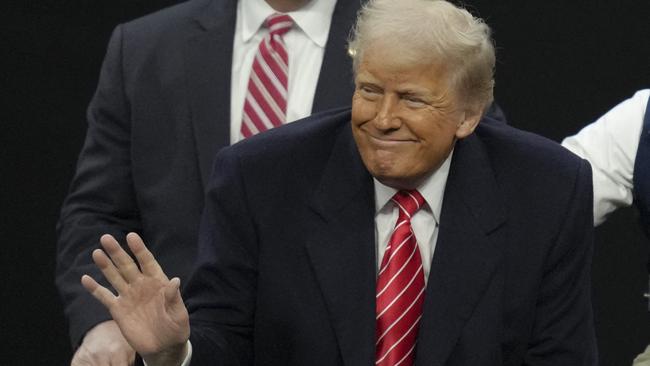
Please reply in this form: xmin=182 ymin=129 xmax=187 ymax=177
xmin=455 ymin=106 xmax=483 ymax=139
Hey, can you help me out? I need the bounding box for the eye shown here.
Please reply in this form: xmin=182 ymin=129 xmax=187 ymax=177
xmin=358 ymin=84 xmax=382 ymax=99
xmin=402 ymin=95 xmax=427 ymax=108
xmin=360 ymin=85 xmax=376 ymax=93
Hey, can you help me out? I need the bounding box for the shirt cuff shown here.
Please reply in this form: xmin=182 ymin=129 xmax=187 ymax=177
xmin=180 ymin=341 xmax=192 ymax=366
xmin=142 ymin=341 xmax=192 ymax=366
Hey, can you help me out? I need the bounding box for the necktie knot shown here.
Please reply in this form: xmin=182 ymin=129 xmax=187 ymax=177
xmin=391 ymin=190 xmax=425 ymax=219
xmin=266 ymin=13 xmax=293 ymax=37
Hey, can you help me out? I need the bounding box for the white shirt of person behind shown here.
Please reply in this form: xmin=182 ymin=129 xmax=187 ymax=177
xmin=562 ymin=89 xmax=650 ymax=366
xmin=562 ymin=89 xmax=650 ymax=225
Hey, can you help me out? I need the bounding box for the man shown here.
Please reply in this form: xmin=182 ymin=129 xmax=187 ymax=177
xmin=562 ymin=89 xmax=650 ymax=365
xmin=81 ymin=0 xmax=596 ymax=365
xmin=56 ymin=0 xmax=363 ymax=364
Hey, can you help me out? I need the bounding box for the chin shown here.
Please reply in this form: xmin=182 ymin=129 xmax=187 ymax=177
xmin=376 ymin=176 xmax=420 ymax=190
xmin=371 ymin=169 xmax=422 ymax=190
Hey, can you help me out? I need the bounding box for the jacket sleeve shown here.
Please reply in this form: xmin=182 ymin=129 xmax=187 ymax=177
xmin=183 ymin=147 xmax=257 ymax=366
xmin=55 ymin=24 xmax=141 ymax=347
xmin=525 ymin=158 xmax=598 ymax=365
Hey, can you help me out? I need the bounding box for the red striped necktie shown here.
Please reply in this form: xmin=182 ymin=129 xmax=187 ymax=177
xmin=376 ymin=190 xmax=427 ymax=366
xmin=240 ymin=13 xmax=293 ymax=139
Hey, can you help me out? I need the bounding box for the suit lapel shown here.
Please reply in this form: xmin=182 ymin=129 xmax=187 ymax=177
xmin=415 ymin=133 xmax=507 ymax=365
xmin=311 ymin=0 xmax=362 ymax=112
xmin=184 ymin=0 xmax=237 ymax=188
xmin=306 ymin=125 xmax=377 ymax=366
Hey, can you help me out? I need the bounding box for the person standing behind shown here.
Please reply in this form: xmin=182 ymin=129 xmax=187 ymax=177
xmin=562 ymin=89 xmax=650 ymax=365
xmin=56 ymin=0 xmax=363 ymax=364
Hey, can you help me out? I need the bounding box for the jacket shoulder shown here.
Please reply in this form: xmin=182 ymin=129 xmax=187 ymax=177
xmin=225 ymin=107 xmax=353 ymax=160
xmin=113 ymin=0 xmax=232 ymax=51
xmin=476 ymin=119 xmax=585 ymax=179
xmin=208 ymin=107 xmax=354 ymax=199
xmin=122 ymin=0 xmax=214 ymax=33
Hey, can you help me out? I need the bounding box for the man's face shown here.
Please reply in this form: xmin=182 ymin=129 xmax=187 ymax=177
xmin=351 ymin=50 xmax=481 ymax=190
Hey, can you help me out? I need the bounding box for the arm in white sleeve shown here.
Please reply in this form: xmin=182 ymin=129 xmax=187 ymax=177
xmin=562 ymin=89 xmax=650 ymax=226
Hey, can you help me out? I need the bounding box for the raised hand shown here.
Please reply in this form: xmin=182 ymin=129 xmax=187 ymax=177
xmin=81 ymin=233 xmax=189 ymax=365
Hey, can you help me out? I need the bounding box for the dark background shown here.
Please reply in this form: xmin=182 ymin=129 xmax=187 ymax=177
xmin=3 ymin=1 xmax=649 ymax=365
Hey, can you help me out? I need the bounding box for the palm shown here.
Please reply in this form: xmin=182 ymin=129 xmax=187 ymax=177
xmin=81 ymin=233 xmax=190 ymax=358
xmin=110 ymin=275 xmax=188 ymax=355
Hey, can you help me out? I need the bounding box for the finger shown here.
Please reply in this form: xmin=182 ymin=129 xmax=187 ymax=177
xmin=91 ymin=249 xmax=128 ymax=293
xmin=164 ymin=277 xmax=182 ymax=304
xmin=100 ymin=234 xmax=141 ymax=282
xmin=81 ymin=274 xmax=117 ymax=309
xmin=126 ymin=232 xmax=167 ymax=279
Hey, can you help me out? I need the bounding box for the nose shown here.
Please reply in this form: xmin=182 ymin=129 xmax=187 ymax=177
xmin=373 ymin=94 xmax=401 ymax=131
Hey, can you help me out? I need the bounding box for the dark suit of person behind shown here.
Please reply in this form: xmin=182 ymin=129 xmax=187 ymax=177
xmin=77 ymin=1 xmax=595 ymax=365
xmin=55 ymin=0 xmax=362 ymax=351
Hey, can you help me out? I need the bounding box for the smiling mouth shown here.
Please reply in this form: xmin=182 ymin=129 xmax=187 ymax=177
xmin=367 ymin=134 xmax=416 ymax=146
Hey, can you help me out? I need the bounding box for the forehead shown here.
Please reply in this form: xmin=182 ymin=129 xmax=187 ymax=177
xmin=356 ymin=50 xmax=452 ymax=92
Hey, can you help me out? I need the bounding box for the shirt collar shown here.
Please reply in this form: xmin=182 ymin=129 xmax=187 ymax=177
xmin=240 ymin=0 xmax=337 ymax=48
xmin=374 ymin=150 xmax=454 ymax=225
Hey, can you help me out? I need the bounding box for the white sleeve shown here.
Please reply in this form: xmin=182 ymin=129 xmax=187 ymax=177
xmin=562 ymin=89 xmax=650 ymax=226
xmin=142 ymin=341 xmax=192 ymax=366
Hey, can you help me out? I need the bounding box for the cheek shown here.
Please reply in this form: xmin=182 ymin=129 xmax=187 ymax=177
xmin=351 ymin=94 xmax=377 ymax=124
xmin=399 ymin=145 xmax=427 ymax=168
xmin=411 ymin=135 xmax=455 ymax=172
xmin=411 ymin=115 xmax=459 ymax=145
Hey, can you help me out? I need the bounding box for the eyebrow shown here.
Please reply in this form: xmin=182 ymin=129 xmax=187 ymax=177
xmin=396 ymin=88 xmax=436 ymax=102
xmin=355 ymin=73 xmax=379 ymax=84
xmin=397 ymin=88 xmax=428 ymax=96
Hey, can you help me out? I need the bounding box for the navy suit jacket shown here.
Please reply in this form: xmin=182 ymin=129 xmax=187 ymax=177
xmin=56 ymin=0 xmax=363 ymax=346
xmin=185 ymin=108 xmax=597 ymax=365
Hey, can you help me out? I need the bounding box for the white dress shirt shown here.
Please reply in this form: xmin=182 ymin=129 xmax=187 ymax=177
xmin=562 ymin=89 xmax=650 ymax=226
xmin=374 ymin=152 xmax=453 ymax=282
xmin=229 ymin=0 xmax=337 ymax=143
